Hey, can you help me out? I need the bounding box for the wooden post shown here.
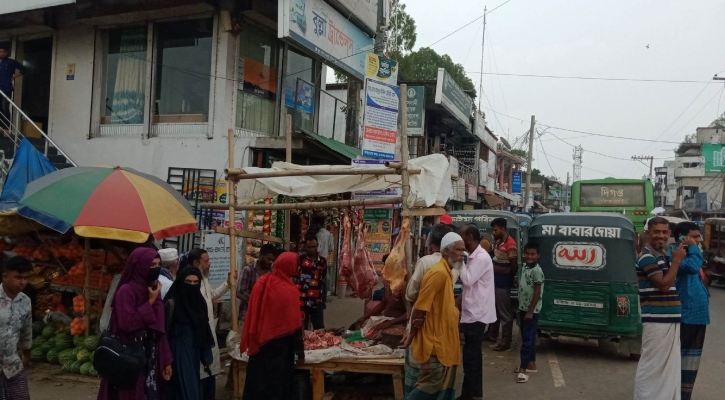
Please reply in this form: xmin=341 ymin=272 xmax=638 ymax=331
xmin=83 ymin=237 xmax=91 ymax=337
xmin=285 ymin=114 xmax=292 ymax=250
xmin=227 ymin=128 xmax=239 ymax=333
xmin=399 ymin=84 xmax=413 ymax=276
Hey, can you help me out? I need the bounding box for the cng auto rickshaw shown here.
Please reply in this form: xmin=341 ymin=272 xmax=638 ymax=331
xmin=528 ymin=213 xmax=642 ymax=359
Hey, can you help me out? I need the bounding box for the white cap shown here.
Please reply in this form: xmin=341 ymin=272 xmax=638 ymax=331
xmin=158 ymin=248 xmax=179 ymax=262
xmin=440 ymin=232 xmax=463 ymax=251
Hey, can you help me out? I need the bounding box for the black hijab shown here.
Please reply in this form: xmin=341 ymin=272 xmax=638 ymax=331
xmin=166 ymin=268 xmax=215 ymax=350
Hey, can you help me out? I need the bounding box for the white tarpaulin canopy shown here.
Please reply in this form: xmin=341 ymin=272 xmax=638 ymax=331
xmin=235 ymin=154 xmax=451 ymax=208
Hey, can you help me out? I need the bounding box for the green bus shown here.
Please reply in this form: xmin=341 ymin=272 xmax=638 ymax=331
xmin=570 ymin=179 xmax=654 ymax=233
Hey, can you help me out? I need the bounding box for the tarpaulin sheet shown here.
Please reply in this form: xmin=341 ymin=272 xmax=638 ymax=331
xmin=236 ymin=154 xmax=452 ymax=208
xmin=0 ymin=138 xmax=56 ymax=211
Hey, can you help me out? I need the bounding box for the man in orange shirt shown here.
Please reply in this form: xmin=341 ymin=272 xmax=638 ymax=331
xmin=401 ymin=232 xmax=464 ymax=400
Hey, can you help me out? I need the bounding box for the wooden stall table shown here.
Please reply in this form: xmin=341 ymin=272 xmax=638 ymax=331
xmin=232 ymin=357 xmax=405 ymax=400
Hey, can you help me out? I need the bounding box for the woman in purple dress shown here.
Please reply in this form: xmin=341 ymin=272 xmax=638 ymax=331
xmin=97 ymin=248 xmax=173 ymax=400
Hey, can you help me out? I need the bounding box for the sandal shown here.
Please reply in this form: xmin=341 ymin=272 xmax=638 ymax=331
xmin=491 ymin=343 xmax=511 ymax=352
xmin=516 ymin=373 xmax=529 ymax=383
xmin=513 ymin=368 xmax=537 ymax=373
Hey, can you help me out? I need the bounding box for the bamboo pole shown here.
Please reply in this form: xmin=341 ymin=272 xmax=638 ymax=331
xmin=284 ymin=115 xmax=292 ymax=250
xmin=224 ymin=168 xmax=421 ymax=180
xmin=399 ymin=84 xmax=413 ymax=277
xmin=227 ymin=129 xmax=239 ymax=333
xmin=200 ymin=196 xmax=402 ymax=211
xmin=83 ymin=237 xmax=91 ymax=337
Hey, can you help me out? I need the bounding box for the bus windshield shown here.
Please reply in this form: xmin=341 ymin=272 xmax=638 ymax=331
xmin=571 ymin=179 xmax=654 ymax=233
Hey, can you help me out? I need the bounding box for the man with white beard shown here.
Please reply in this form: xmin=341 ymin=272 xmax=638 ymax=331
xmin=401 ymin=232 xmax=464 ymax=399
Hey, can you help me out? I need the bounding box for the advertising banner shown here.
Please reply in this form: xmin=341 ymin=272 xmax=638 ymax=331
xmin=203 ymin=233 xmax=244 ymax=301
xmin=351 ymin=159 xmax=402 ymax=198
xmin=279 ymin=0 xmax=374 ymax=81
xmin=362 ymin=79 xmax=400 ymax=160
xmin=365 ymin=52 xmax=398 ymax=85
xmin=1 ymin=0 xmax=74 ymax=15
xmin=406 ymin=86 xmax=425 ymax=137
xmin=363 ymin=208 xmax=392 ymax=270
xmin=512 ymin=171 xmax=522 ymax=193
xmin=703 ymin=143 xmax=725 ymax=173
xmin=434 ymin=68 xmax=472 ymax=132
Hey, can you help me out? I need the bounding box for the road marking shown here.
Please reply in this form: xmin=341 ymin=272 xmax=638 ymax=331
xmin=546 ymin=345 xmax=566 ymax=388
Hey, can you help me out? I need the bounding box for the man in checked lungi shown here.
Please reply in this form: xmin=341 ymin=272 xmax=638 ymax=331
xmin=400 ymin=232 xmax=464 ymax=400
xmin=669 ymin=222 xmax=709 ymax=400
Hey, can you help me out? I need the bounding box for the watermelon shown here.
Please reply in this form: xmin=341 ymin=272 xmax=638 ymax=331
xmin=33 ymin=321 xmax=45 ymax=337
xmin=88 ymin=365 xmax=98 ymax=377
xmin=84 ymin=335 xmax=99 ymax=351
xmin=55 ymin=333 xmax=73 ymax=351
xmin=70 ymin=360 xmax=83 ymax=374
xmin=77 ymin=348 xmax=91 ymax=363
xmin=58 ymin=349 xmax=75 ymax=365
xmin=89 ymin=351 xmax=95 ymax=363
xmin=62 ymin=360 xmax=74 ymax=372
xmin=41 ymin=337 xmax=57 ymax=353
xmin=30 ymin=348 xmax=45 ymax=362
xmin=80 ymin=361 xmax=93 ymax=375
xmin=42 ymin=325 xmax=55 ymax=339
xmin=46 ymin=348 xmax=59 ymax=364
xmin=72 ymin=347 xmax=80 ymax=358
xmin=31 ymin=337 xmax=47 ymax=349
xmin=73 ymin=335 xmax=85 ymax=349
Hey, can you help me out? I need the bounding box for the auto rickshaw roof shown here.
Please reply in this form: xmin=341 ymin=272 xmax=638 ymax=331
xmin=531 ymin=212 xmax=636 ymax=233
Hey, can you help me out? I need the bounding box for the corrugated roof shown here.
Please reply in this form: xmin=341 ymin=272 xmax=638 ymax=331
xmin=300 ymin=130 xmax=361 ymax=160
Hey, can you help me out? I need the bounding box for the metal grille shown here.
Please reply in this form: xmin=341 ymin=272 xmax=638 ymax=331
xmin=163 ymin=167 xmax=218 ymax=253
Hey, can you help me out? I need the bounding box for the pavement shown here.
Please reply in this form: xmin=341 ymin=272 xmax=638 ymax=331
xmin=26 ymin=284 xmax=724 ymax=399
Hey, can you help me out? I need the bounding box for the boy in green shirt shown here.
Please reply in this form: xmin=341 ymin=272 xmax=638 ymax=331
xmin=516 ymin=242 xmax=545 ymax=383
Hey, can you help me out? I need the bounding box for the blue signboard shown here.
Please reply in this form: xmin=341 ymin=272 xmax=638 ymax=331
xmin=512 ymin=171 xmax=522 ymax=194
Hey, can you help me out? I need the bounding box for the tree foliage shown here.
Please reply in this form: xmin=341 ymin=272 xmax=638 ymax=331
xmin=711 ymin=111 xmax=725 ymax=128
xmin=397 ymin=47 xmax=476 ymax=94
xmin=386 ymin=0 xmax=417 ymax=60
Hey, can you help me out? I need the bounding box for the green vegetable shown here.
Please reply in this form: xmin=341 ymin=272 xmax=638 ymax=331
xmin=58 ymin=349 xmax=75 ymax=365
xmin=42 ymin=325 xmax=55 ymax=339
xmin=76 ymin=348 xmax=91 ymax=363
xmin=80 ymin=362 xmax=93 ymax=376
xmin=46 ymin=348 xmax=60 ymax=364
xmin=84 ymin=335 xmax=99 ymax=351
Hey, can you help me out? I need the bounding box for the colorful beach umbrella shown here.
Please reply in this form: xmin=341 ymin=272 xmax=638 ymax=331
xmin=18 ymin=166 xmax=198 ymax=243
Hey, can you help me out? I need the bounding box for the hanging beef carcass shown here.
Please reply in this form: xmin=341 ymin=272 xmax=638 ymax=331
xmin=339 ymin=213 xmax=357 ymax=292
xmin=351 ymin=221 xmax=379 ymax=299
xmin=383 ymin=216 xmax=410 ymax=293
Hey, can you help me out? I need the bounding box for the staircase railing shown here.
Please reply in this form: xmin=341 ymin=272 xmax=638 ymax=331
xmin=0 ymin=90 xmax=76 ymax=169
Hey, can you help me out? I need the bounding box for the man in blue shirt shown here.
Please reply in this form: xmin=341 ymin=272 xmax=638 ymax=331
xmin=0 ymin=46 xmax=25 ymax=130
xmin=669 ymin=222 xmax=709 ymax=400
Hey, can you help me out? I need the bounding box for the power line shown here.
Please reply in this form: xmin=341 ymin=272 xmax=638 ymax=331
xmin=651 ymin=86 xmax=725 ymax=150
xmin=547 ymin=131 xmax=642 ymax=161
xmin=533 ymin=148 xmax=624 ymax=178
xmin=485 ymin=26 xmax=511 ymax=140
xmin=538 ymin=134 xmax=557 ymax=179
xmin=538 ymin=124 xmax=683 ymax=144
xmin=426 ymin=0 xmax=513 ymax=48
xmin=465 ymin=71 xmax=719 ymax=84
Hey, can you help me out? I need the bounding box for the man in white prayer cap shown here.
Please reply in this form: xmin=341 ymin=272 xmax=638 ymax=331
xmin=401 ymin=232 xmax=464 ymax=398
xmin=158 ymin=248 xmax=179 ymax=300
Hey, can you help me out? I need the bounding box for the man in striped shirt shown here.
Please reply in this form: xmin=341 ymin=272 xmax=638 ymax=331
xmin=634 ymin=216 xmax=686 ymax=400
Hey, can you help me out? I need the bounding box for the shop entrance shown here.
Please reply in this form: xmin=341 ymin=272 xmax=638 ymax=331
xmin=18 ymin=37 xmax=53 ymax=137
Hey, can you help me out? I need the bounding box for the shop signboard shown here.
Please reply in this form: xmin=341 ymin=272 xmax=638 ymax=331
xmin=703 ymin=143 xmax=725 ymax=173
xmin=406 ymin=86 xmax=425 ymax=137
xmin=512 ymin=171 xmax=522 ymax=194
xmin=279 ymin=0 xmax=374 ymax=81
xmin=1 ymin=0 xmax=74 ymax=15
xmin=365 ymin=52 xmax=398 ymax=85
xmin=362 ymin=79 xmax=400 ymax=160
xmin=351 ymin=159 xmax=402 ymax=198
xmin=363 ymin=207 xmax=392 ymax=270
xmin=327 ymin=0 xmax=379 ymax=33
xmin=488 ymin=153 xmax=497 ymax=190
xmin=434 ymin=68 xmax=472 ymax=132
xmin=203 ymin=233 xmax=244 ymax=301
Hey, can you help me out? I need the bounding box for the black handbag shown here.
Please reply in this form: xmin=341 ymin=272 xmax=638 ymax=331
xmin=93 ymin=330 xmax=147 ymax=388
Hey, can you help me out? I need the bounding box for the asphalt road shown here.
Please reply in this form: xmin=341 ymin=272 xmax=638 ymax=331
xmin=481 ymin=283 xmax=724 ymax=399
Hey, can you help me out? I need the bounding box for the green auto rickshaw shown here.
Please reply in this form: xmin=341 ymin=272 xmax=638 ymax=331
xmin=528 ymin=212 xmax=642 ymax=359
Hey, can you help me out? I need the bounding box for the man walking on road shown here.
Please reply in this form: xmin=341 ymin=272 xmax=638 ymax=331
xmin=670 ymin=222 xmax=709 ymax=400
xmin=401 ymin=232 xmax=464 ymax=400
xmin=0 ymin=46 xmax=24 ymax=130
xmin=0 ymin=256 xmax=33 ymax=400
xmin=458 ymin=224 xmax=496 ymax=400
xmin=486 ymin=217 xmax=518 ymax=351
xmin=634 ymin=217 xmax=684 ymax=400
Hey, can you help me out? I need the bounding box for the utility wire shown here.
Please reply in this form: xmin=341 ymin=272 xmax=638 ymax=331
xmin=465 ymin=71 xmax=719 ymax=84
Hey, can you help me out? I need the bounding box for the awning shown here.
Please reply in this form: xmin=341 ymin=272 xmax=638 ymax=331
xmin=495 ymin=190 xmax=521 ymax=203
xmin=484 ymin=194 xmax=503 ymax=208
xmin=301 ymin=130 xmax=361 ymax=160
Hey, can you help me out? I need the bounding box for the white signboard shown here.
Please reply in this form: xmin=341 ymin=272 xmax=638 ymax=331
xmin=279 ymin=0 xmax=374 ymax=81
xmin=554 ymin=299 xmax=605 ymax=309
xmin=330 ymin=0 xmax=379 ymax=33
xmin=362 ymin=78 xmax=400 ymax=160
xmin=487 ymin=153 xmax=497 ymax=190
xmin=479 ymin=159 xmax=488 ymax=186
xmin=553 ymin=242 xmax=606 ymax=270
xmin=203 ymin=233 xmax=244 ymax=301
xmin=351 ymin=159 xmax=402 ymax=199
xmin=1 ymin=0 xmax=74 ymax=15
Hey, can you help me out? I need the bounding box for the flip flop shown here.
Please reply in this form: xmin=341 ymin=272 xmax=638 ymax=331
xmin=517 ymin=373 xmax=529 ymax=383
xmin=513 ymin=368 xmax=537 ymax=373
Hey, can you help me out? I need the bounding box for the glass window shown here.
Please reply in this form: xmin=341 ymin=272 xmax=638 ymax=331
xmin=154 ymin=19 xmax=213 ymax=122
xmin=235 ymin=24 xmax=280 ymax=134
xmin=283 ymin=50 xmax=314 ymax=133
xmin=103 ymin=27 xmax=147 ymax=125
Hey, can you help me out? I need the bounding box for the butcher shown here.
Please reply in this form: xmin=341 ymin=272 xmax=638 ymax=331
xmin=354 ymin=254 xmax=408 ymax=337
xmin=298 ymin=236 xmax=327 ymax=330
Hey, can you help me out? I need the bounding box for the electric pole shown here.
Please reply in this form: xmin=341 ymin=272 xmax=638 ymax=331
xmin=566 ymin=171 xmax=570 ymax=211
xmin=478 ymin=6 xmax=487 ymax=111
xmin=715 ymin=75 xmax=725 ymax=209
xmin=631 ymin=155 xmax=654 ymax=181
xmin=523 ymin=115 xmax=535 ymax=212
xmin=572 ymin=146 xmax=583 ymax=182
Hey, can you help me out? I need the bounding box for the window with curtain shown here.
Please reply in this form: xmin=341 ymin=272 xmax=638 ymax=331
xmin=103 ymin=27 xmax=147 ymax=125
xmin=283 ymin=50 xmax=314 ymax=133
xmin=154 ymin=19 xmax=213 ymax=122
xmin=235 ymin=24 xmax=280 ymax=135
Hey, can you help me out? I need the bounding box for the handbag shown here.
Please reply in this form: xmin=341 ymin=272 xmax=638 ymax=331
xmin=93 ymin=330 xmax=147 ymax=388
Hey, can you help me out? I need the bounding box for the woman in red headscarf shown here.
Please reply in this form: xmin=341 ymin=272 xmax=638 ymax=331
xmin=97 ymin=248 xmax=173 ymax=400
xmin=241 ymin=251 xmax=304 ymax=400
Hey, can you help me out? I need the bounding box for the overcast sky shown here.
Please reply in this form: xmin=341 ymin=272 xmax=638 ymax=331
xmin=402 ymin=0 xmax=725 ymax=181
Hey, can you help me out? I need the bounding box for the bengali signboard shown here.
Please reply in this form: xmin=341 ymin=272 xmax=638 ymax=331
xmin=703 ymin=143 xmax=725 ymax=173
xmin=279 ymin=0 xmax=374 ymax=81
xmin=362 ymin=79 xmax=400 ymax=160
xmin=406 ymin=86 xmax=425 ymax=137
xmin=579 ymin=183 xmax=646 ymax=207
xmin=203 ymin=233 xmax=244 ymax=301
xmin=434 ymin=68 xmax=472 ymax=132
xmin=365 ymin=52 xmax=398 ymax=85
xmin=512 ymin=171 xmax=522 ymax=194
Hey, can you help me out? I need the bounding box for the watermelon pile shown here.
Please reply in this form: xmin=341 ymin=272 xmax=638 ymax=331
xmin=27 ymin=320 xmax=101 ymax=377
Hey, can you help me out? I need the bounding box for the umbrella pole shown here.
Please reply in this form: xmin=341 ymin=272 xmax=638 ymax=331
xmin=227 ymin=129 xmax=239 ymax=333
xmin=83 ymin=237 xmax=91 ymax=337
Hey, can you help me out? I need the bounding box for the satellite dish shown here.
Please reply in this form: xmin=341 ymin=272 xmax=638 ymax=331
xmin=500 ymin=137 xmax=512 ymax=150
